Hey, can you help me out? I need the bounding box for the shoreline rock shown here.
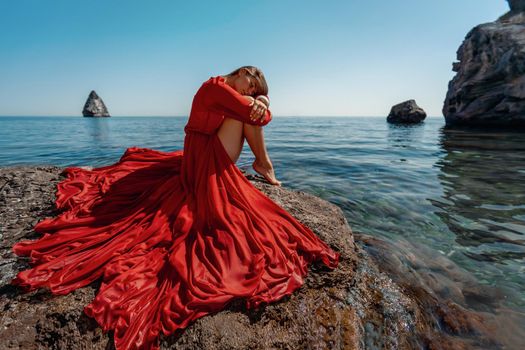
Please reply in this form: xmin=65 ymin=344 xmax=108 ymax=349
xmin=82 ymin=90 xmax=110 ymax=117
xmin=387 ymin=100 xmax=427 ymax=124
xmin=0 ymin=166 xmax=509 ymax=349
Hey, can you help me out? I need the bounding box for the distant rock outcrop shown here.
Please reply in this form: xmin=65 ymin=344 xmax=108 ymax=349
xmin=443 ymin=3 xmax=525 ymax=127
xmin=387 ymin=99 xmax=427 ymax=124
xmin=82 ymin=90 xmax=110 ymax=117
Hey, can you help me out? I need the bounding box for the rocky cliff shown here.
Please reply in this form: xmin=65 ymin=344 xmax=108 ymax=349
xmin=443 ymin=3 xmax=525 ymax=127
xmin=509 ymin=0 xmax=525 ymax=13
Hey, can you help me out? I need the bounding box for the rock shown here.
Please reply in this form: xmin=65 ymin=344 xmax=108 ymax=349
xmin=443 ymin=9 xmax=525 ymax=127
xmin=82 ymin=90 xmax=110 ymax=117
xmin=0 ymin=166 xmax=507 ymax=349
xmin=386 ymin=99 xmax=427 ymax=124
xmin=508 ymin=0 xmax=525 ymax=13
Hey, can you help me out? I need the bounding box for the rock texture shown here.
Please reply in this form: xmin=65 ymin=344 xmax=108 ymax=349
xmin=443 ymin=4 xmax=525 ymax=127
xmin=386 ymin=100 xmax=427 ymax=124
xmin=509 ymin=0 xmax=525 ymax=13
xmin=82 ymin=91 xmax=110 ymax=117
xmin=0 ymin=166 xmax=508 ymax=349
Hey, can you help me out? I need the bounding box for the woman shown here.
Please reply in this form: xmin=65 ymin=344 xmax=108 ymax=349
xmin=220 ymin=67 xmax=282 ymax=186
xmin=189 ymin=66 xmax=281 ymax=186
xmin=11 ymin=66 xmax=340 ymax=350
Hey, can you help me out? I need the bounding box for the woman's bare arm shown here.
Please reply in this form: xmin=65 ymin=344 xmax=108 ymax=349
xmin=255 ymin=95 xmax=270 ymax=108
xmin=203 ymin=80 xmax=271 ymax=126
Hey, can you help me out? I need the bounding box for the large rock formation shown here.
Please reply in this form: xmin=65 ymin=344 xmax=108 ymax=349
xmin=443 ymin=2 xmax=525 ymax=127
xmin=82 ymin=90 xmax=110 ymax=117
xmin=509 ymin=0 xmax=525 ymax=13
xmin=386 ymin=99 xmax=427 ymax=124
xmin=0 ymin=167 xmax=513 ymax=349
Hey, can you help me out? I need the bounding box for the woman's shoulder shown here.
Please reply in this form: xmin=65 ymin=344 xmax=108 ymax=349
xmin=194 ymin=76 xmax=228 ymax=103
xmin=202 ymin=75 xmax=226 ymax=87
xmin=197 ymin=76 xmax=230 ymax=98
xmin=195 ymin=76 xmax=220 ymax=98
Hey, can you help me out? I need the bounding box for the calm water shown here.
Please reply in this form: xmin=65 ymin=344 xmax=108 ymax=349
xmin=1 ymin=116 xmax=524 ymax=317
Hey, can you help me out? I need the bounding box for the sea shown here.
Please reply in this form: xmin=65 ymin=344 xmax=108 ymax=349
xmin=1 ymin=115 xmax=524 ymax=340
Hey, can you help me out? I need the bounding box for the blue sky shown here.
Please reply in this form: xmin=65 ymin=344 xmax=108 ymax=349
xmin=0 ymin=0 xmax=509 ymax=117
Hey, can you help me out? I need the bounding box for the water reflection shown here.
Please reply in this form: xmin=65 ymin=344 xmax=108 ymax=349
xmin=433 ymin=127 xmax=525 ymax=293
xmin=85 ymin=118 xmax=110 ymax=143
xmin=386 ymin=122 xmax=425 ymax=149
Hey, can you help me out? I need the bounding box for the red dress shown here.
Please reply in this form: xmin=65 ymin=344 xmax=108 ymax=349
xmin=11 ymin=76 xmax=340 ymax=350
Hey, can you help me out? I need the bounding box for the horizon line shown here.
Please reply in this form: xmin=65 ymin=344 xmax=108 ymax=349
xmin=0 ymin=115 xmax=446 ymax=118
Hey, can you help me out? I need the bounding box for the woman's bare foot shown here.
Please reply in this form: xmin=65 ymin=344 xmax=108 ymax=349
xmin=252 ymin=159 xmax=282 ymax=186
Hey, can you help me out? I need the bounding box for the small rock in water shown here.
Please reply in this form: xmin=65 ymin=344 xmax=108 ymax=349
xmin=387 ymin=99 xmax=427 ymax=124
xmin=82 ymin=90 xmax=110 ymax=117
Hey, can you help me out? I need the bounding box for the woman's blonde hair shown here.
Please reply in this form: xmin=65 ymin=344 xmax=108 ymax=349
xmin=226 ymin=66 xmax=268 ymax=97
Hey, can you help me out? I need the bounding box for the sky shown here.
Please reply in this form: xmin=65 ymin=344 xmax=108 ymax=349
xmin=0 ymin=0 xmax=510 ymax=117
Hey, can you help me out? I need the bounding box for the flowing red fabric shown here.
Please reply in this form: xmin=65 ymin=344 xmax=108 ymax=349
xmin=11 ymin=76 xmax=340 ymax=350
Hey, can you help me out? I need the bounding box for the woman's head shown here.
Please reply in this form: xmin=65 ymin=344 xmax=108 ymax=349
xmin=224 ymin=66 xmax=268 ymax=97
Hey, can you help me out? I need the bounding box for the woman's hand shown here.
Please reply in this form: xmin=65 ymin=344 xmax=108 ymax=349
xmin=256 ymin=95 xmax=270 ymax=108
xmin=250 ymin=99 xmax=268 ymax=122
xmin=243 ymin=95 xmax=255 ymax=104
xmin=242 ymin=95 xmax=267 ymax=123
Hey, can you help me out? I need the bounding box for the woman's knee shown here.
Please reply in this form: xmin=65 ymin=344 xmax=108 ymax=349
xmin=221 ymin=117 xmax=243 ymax=128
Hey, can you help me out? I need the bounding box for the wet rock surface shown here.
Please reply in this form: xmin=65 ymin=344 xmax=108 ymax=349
xmin=1 ymin=167 xmax=508 ymax=349
xmin=355 ymin=234 xmax=524 ymax=350
xmin=443 ymin=6 xmax=525 ymax=127
xmin=82 ymin=90 xmax=110 ymax=117
xmin=387 ymin=100 xmax=427 ymax=124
